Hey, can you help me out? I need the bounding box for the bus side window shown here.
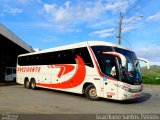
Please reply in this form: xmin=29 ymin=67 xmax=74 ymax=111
xmin=63 ymin=50 xmax=76 ymax=64
xmin=109 ymin=59 xmax=116 ymax=76
xmin=57 ymin=50 xmax=76 ymax=64
xmin=104 ymin=57 xmax=118 ymax=79
xmin=105 ymin=59 xmax=112 ymax=75
xmin=75 ymin=47 xmax=94 ymax=67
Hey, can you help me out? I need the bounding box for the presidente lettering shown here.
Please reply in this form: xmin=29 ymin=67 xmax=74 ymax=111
xmin=17 ymin=67 xmax=41 ymax=73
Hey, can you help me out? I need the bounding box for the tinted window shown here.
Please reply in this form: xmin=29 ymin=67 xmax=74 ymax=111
xmin=18 ymin=49 xmax=76 ymax=66
xmin=91 ymin=46 xmax=114 ymax=68
xmin=114 ymin=47 xmax=142 ymax=85
xmin=75 ymin=47 xmax=94 ymax=67
xmin=91 ymin=46 xmax=119 ymax=79
xmin=18 ymin=47 xmax=93 ymax=67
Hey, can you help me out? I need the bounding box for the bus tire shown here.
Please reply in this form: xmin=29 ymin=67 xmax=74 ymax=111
xmin=31 ymin=79 xmax=37 ymax=90
xmin=24 ymin=79 xmax=31 ymax=89
xmin=85 ymin=84 xmax=99 ymax=100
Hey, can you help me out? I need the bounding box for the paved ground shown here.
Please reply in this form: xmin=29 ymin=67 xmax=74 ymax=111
xmin=0 ymin=84 xmax=160 ymax=114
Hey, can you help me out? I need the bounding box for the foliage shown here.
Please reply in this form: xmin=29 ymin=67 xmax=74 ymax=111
xmin=142 ymin=65 xmax=160 ymax=85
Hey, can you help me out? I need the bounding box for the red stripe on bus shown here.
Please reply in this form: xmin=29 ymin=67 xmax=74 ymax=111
xmin=54 ymin=65 xmax=75 ymax=78
xmin=88 ymin=47 xmax=104 ymax=78
xmin=36 ymin=55 xmax=86 ymax=89
xmin=102 ymin=52 xmax=120 ymax=58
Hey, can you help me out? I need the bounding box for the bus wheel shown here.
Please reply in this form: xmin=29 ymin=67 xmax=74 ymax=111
xmin=31 ymin=79 xmax=37 ymax=90
xmin=24 ymin=79 xmax=31 ymax=89
xmin=85 ymin=84 xmax=99 ymax=100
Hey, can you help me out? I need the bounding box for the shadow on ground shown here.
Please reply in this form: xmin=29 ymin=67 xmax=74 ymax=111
xmin=101 ymin=92 xmax=152 ymax=104
xmin=36 ymin=87 xmax=152 ymax=104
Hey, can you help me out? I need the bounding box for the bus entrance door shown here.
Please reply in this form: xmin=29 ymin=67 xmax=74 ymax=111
xmin=103 ymin=77 xmax=118 ymax=99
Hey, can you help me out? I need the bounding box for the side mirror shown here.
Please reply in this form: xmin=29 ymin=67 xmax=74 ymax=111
xmin=138 ymin=57 xmax=150 ymax=69
xmin=102 ymin=52 xmax=127 ymax=68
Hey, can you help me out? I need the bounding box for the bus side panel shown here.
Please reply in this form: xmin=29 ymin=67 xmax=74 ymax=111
xmin=35 ymin=65 xmax=100 ymax=94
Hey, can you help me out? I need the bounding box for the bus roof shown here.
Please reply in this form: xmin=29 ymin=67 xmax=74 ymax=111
xmin=18 ymin=41 xmax=130 ymax=57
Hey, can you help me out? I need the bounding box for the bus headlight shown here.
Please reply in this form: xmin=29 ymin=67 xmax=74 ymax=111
xmin=114 ymin=84 xmax=142 ymax=93
xmin=128 ymin=88 xmax=142 ymax=93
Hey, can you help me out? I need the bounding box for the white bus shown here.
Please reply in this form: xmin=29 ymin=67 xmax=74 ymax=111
xmin=16 ymin=41 xmax=149 ymax=100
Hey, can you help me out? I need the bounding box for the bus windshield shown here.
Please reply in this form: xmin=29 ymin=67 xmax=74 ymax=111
xmin=91 ymin=46 xmax=142 ymax=85
xmin=115 ymin=48 xmax=142 ymax=85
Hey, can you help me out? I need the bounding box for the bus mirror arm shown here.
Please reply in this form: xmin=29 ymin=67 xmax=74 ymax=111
xmin=102 ymin=52 xmax=127 ymax=68
xmin=138 ymin=57 xmax=150 ymax=69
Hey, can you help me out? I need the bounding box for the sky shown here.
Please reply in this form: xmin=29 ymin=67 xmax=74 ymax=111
xmin=0 ymin=0 xmax=160 ymax=66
